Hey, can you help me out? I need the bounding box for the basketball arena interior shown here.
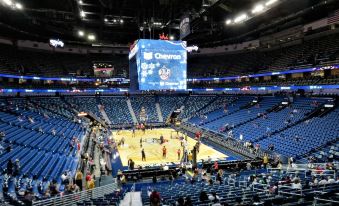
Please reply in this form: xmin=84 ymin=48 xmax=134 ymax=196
xmin=0 ymin=0 xmax=339 ymax=205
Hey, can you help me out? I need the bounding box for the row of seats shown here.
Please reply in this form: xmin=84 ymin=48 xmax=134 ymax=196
xmin=0 ymin=97 xmax=84 ymax=204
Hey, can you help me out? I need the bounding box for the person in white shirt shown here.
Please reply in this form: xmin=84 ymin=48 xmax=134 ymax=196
xmin=292 ymin=180 xmax=302 ymax=189
xmin=239 ymin=133 xmax=243 ymax=142
xmin=318 ymin=177 xmax=328 ymax=185
xmin=327 ymin=176 xmax=335 ymax=184
xmin=61 ymin=172 xmax=68 ymax=184
xmin=208 ymin=192 xmax=220 ymax=202
xmin=310 ymin=176 xmax=318 ymax=186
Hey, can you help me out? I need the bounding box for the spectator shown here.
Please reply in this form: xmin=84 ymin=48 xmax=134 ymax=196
xmin=246 ymin=162 xmax=252 ymax=170
xmin=199 ymin=191 xmax=208 ymax=202
xmin=310 ymin=176 xmax=318 ymax=186
xmin=61 ymin=171 xmax=69 ymax=185
xmin=51 ymin=128 xmax=56 ymax=136
xmin=0 ymin=131 xmax=5 ymax=138
xmin=235 ymin=197 xmax=244 ymax=206
xmin=263 ymin=153 xmax=269 ymax=168
xmin=49 ymin=180 xmax=59 ymax=196
xmin=23 ymin=191 xmax=34 ymax=206
xmin=75 ymin=170 xmax=83 ymax=190
xmin=13 ymin=159 xmax=20 ymax=176
xmin=88 ymin=179 xmax=95 ymax=189
xmin=252 ymin=194 xmax=261 ymax=205
xmin=216 ymin=172 xmax=222 ymax=184
xmin=207 ymin=156 xmax=212 ymax=163
xmin=208 ymin=192 xmax=219 ymax=203
xmin=150 ymin=190 xmax=161 ymax=206
xmin=327 ymin=176 xmax=335 ymax=184
xmin=318 ymin=176 xmax=328 ymax=185
xmin=7 ymin=159 xmax=13 ymax=175
xmin=292 ymin=179 xmax=302 ymax=189
xmin=176 ymin=197 xmax=185 ymax=206
xmin=213 ymin=161 xmax=219 ymax=171
xmin=269 ymin=182 xmax=279 ymax=195
xmin=86 ymin=172 xmax=92 ymax=189
xmin=184 ymin=196 xmax=192 ymax=206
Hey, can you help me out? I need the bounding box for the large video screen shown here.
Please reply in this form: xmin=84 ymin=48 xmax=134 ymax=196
xmin=129 ymin=39 xmax=187 ymax=90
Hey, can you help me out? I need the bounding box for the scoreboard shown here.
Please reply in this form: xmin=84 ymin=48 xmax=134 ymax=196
xmin=129 ymin=39 xmax=187 ymax=91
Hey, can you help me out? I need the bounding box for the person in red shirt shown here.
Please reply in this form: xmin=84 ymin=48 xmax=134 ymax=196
xmin=150 ymin=190 xmax=161 ymax=206
xmin=85 ymin=172 xmax=92 ymax=189
xmin=214 ymin=161 xmax=219 ymax=171
xmin=162 ymin=146 xmax=167 ymax=158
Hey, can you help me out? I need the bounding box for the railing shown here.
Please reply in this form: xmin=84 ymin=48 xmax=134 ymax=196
xmin=313 ymin=197 xmax=339 ymax=205
xmin=268 ymin=167 xmax=337 ymax=179
xmin=32 ymin=182 xmax=118 ymax=206
xmin=278 ymin=184 xmax=304 ymax=196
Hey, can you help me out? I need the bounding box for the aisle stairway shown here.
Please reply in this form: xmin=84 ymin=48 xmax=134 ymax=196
xmin=127 ymin=98 xmax=138 ymax=124
xmin=119 ymin=192 xmax=143 ymax=206
xmin=98 ymin=104 xmax=112 ymax=125
xmin=155 ymin=102 xmax=164 ymax=122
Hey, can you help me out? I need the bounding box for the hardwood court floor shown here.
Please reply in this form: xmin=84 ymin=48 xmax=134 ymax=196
xmin=112 ymin=128 xmax=228 ymax=167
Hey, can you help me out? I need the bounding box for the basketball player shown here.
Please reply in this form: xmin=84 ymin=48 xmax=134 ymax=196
xmin=121 ymin=137 xmax=125 ymax=147
xmin=162 ymin=146 xmax=167 ymax=158
xmin=177 ymin=148 xmax=181 ymax=160
xmin=160 ymin=134 xmax=164 ymax=144
xmin=141 ymin=148 xmax=146 ymax=161
xmin=140 ymin=137 xmax=143 ymax=148
xmin=142 ymin=124 xmax=146 ymax=134
xmin=132 ymin=127 xmax=135 ymax=138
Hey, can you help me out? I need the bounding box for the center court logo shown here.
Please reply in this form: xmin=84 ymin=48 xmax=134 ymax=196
xmin=143 ymin=52 xmax=153 ymax=60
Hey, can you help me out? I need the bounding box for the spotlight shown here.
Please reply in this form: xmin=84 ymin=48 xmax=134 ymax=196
xmin=3 ymin=0 xmax=12 ymax=6
xmin=252 ymin=4 xmax=264 ymax=14
xmin=169 ymin=35 xmax=174 ymax=40
xmin=104 ymin=18 xmax=108 ymax=22
xmin=88 ymin=34 xmax=95 ymax=41
xmin=120 ymin=19 xmax=124 ymax=23
xmin=80 ymin=10 xmax=86 ymax=18
xmin=15 ymin=2 xmax=23 ymax=10
xmin=234 ymin=13 xmax=247 ymax=23
xmin=225 ymin=19 xmax=232 ymax=25
xmin=78 ymin=0 xmax=83 ymax=4
xmin=113 ymin=19 xmax=117 ymax=23
xmin=265 ymin=0 xmax=278 ymax=6
xmin=78 ymin=30 xmax=84 ymax=37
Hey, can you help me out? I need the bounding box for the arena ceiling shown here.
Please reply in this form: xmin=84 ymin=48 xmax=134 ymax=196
xmin=0 ymin=0 xmax=338 ymax=46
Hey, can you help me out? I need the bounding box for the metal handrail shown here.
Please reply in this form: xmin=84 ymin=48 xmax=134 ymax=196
xmin=32 ymin=182 xmax=118 ymax=206
xmin=314 ymin=197 xmax=339 ymax=205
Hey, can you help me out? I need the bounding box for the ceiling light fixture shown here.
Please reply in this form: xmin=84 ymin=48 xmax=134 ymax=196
xmin=265 ymin=0 xmax=278 ymax=6
xmin=234 ymin=13 xmax=247 ymax=23
xmin=80 ymin=10 xmax=86 ymax=18
xmin=78 ymin=30 xmax=84 ymax=37
xmin=88 ymin=34 xmax=95 ymax=41
xmin=225 ymin=19 xmax=232 ymax=25
xmin=252 ymin=4 xmax=264 ymax=14
xmin=3 ymin=0 xmax=12 ymax=6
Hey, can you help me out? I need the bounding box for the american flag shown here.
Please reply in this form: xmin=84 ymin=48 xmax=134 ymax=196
xmin=328 ymin=10 xmax=339 ymax=24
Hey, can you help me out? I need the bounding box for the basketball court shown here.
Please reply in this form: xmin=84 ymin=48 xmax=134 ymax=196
xmin=112 ymin=128 xmax=228 ymax=167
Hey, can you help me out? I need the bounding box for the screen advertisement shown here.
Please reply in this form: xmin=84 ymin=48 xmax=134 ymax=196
xmin=130 ymin=39 xmax=187 ymax=90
